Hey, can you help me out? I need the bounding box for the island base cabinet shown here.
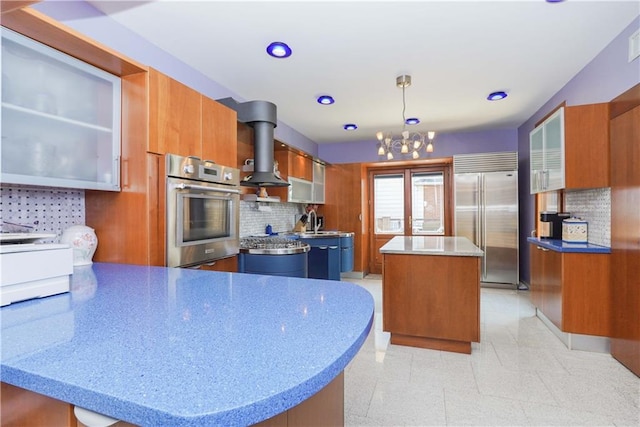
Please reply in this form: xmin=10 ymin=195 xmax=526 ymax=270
xmin=1 ymin=374 xmax=344 ymax=427
xmin=382 ymin=254 xmax=480 ymax=354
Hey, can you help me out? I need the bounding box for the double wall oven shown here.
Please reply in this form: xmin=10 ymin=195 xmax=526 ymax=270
xmin=166 ymin=154 xmax=240 ymax=268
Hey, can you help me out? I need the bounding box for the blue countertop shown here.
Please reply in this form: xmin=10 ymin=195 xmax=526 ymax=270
xmin=527 ymin=237 xmax=611 ymax=254
xmin=1 ymin=263 xmax=374 ymax=426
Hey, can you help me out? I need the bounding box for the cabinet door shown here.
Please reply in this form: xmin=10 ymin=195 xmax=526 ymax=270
xmin=199 ymin=255 xmax=238 ymax=272
xmin=1 ymin=28 xmax=121 ymax=191
xmin=542 ymin=108 xmax=565 ymax=192
xmin=313 ymin=161 xmax=325 ymax=204
xmin=542 ymin=248 xmax=562 ymax=329
xmin=289 ymin=177 xmax=313 ymax=203
xmin=529 ymin=244 xmax=545 ymax=309
xmin=529 ymin=126 xmax=544 ymax=193
xmin=148 ymin=69 xmax=201 ymax=157
xmin=291 ymin=152 xmax=313 ymax=181
xmin=307 ymin=245 xmax=329 ymax=279
xmin=202 ymin=96 xmax=237 ymax=166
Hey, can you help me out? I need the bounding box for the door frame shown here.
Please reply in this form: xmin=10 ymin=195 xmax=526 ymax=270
xmin=366 ymin=159 xmax=453 ymax=274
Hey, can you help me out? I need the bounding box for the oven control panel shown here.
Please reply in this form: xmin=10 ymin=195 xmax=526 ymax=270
xmin=167 ymin=154 xmax=240 ymax=186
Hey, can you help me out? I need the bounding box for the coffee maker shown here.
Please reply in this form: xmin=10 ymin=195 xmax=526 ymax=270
xmin=539 ymin=212 xmax=571 ymax=239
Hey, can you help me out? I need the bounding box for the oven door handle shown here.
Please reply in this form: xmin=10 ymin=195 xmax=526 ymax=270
xmin=175 ymin=183 xmax=241 ymax=194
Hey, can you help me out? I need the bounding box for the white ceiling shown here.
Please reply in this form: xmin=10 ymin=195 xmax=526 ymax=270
xmin=89 ymin=0 xmax=639 ymax=144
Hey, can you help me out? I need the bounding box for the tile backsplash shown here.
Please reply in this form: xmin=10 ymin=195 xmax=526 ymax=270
xmin=0 ymin=184 xmax=85 ymax=242
xmin=564 ymin=187 xmax=610 ymax=247
xmin=239 ymin=201 xmax=304 ymax=237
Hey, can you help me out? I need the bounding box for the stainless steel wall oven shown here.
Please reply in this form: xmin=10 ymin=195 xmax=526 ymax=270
xmin=166 ymin=154 xmax=240 ymax=267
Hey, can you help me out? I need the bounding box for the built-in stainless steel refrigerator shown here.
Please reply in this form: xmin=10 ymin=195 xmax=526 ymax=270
xmin=453 ymin=152 xmax=519 ymax=286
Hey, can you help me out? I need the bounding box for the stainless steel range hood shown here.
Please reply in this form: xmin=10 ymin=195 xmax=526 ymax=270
xmin=217 ymin=97 xmax=289 ymax=187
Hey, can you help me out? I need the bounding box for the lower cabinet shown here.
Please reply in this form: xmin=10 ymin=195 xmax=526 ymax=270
xmin=340 ymin=235 xmax=354 ymax=273
xmin=237 ymin=253 xmax=307 ymax=278
xmin=301 ymin=237 xmax=341 ymax=281
xmin=529 ymin=243 xmax=610 ymax=336
xmin=198 ymin=255 xmax=238 ymax=273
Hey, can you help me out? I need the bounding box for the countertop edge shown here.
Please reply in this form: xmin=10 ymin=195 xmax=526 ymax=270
xmin=527 ymin=237 xmax=611 ymax=254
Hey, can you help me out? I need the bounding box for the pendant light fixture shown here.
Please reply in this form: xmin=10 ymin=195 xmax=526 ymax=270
xmin=376 ymin=75 xmax=436 ymax=160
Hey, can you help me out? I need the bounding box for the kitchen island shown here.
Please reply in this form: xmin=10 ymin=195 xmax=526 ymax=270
xmin=0 ymin=263 xmax=374 ymax=426
xmin=380 ymin=236 xmax=483 ymax=354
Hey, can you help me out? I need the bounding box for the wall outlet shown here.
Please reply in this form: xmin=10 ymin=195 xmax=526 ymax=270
xmin=629 ymin=29 xmax=640 ymax=62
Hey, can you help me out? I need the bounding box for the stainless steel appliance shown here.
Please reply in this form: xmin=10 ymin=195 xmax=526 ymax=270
xmin=166 ymin=154 xmax=240 ymax=268
xmin=454 ymin=152 xmax=519 ymax=286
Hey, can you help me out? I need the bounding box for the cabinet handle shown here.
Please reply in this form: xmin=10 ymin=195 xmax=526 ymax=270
xmin=329 ymin=246 xmax=339 ymax=250
xmin=318 ymin=246 xmax=328 ymax=250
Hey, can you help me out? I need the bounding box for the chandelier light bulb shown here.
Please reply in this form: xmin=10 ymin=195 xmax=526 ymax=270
xmin=413 ymin=139 xmax=421 ymax=150
xmin=402 ymin=130 xmax=409 ymax=140
xmin=387 ymin=151 xmax=394 ymax=160
xmin=401 ymin=143 xmax=409 ymax=154
xmin=412 ymin=150 xmax=419 ymax=160
xmin=426 ymin=142 xmax=434 ymax=153
xmin=376 ymin=131 xmax=384 ymax=141
xmin=428 ymin=131 xmax=435 ymax=140
xmin=378 ymin=145 xmax=385 ymax=156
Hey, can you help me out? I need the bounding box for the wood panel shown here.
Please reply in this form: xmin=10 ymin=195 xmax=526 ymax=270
xmin=202 ymin=96 xmax=237 ymax=166
xmin=237 ymin=122 xmax=255 ymax=197
xmin=371 ymin=236 xmax=393 ymax=274
xmin=1 ymin=382 xmax=76 ymax=427
xmin=1 ymin=7 xmax=146 ymax=76
xmin=529 ymin=244 xmax=545 ymax=310
xmin=290 ymin=152 xmax=313 ymax=181
xmin=86 ymin=72 xmax=165 ymax=266
xmin=382 ymin=253 xmax=480 ymax=353
xmin=564 ymin=103 xmax=610 ymax=189
xmin=199 ymin=255 xmax=238 ymax=273
xmin=562 ymin=253 xmax=610 ymax=336
xmin=148 ymin=69 xmax=201 ymax=157
xmin=610 ymin=88 xmax=640 ymax=376
xmin=542 ymin=249 xmax=562 ymax=330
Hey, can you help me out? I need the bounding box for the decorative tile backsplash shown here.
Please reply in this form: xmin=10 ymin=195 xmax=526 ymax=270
xmin=0 ymin=184 xmax=85 ymax=242
xmin=564 ymin=187 xmax=610 ymax=247
xmin=240 ymin=201 xmax=304 ymax=237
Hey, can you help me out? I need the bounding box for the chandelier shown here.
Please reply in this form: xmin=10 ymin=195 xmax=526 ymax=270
xmin=376 ymin=75 xmax=436 ymax=160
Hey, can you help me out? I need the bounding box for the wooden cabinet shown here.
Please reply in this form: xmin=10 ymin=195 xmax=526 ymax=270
xmin=271 ymin=147 xmax=322 ymax=203
xmin=198 ymin=255 xmax=238 ymax=272
xmin=1 ymin=382 xmax=76 ymax=427
xmin=529 ymin=243 xmax=610 ymax=336
xmin=530 ymin=103 xmax=609 ymax=194
xmin=383 ymin=253 xmax=480 ymax=354
xmin=148 ymin=69 xmax=201 ymax=157
xmin=148 ymin=68 xmax=237 ymax=165
xmin=609 ymin=84 xmax=640 ymax=377
xmin=202 ymin=95 xmax=237 ymax=166
xmin=324 ymin=163 xmax=364 ymax=273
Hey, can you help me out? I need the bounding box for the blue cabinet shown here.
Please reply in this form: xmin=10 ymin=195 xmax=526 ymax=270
xmin=238 ymin=252 xmax=308 ymax=278
xmin=340 ymin=235 xmax=354 ymax=273
xmin=300 ymin=237 xmax=341 ymax=281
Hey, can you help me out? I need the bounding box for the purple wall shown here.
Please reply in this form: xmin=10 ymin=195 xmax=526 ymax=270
xmin=318 ymin=129 xmax=517 ymax=164
xmin=33 ymin=0 xmax=319 ymax=156
xmin=517 ymin=16 xmax=640 ymax=284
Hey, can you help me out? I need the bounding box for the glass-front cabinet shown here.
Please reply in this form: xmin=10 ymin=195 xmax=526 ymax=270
xmin=1 ymin=28 xmax=121 ymax=191
xmin=529 ymin=107 xmax=565 ymax=194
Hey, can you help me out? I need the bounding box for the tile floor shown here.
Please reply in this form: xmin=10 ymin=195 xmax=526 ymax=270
xmin=343 ymin=275 xmax=640 ymax=426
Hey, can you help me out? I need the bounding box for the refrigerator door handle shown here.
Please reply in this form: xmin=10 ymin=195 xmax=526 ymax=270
xmin=481 ymin=174 xmax=488 ymax=281
xmin=476 ymin=174 xmax=482 ymax=249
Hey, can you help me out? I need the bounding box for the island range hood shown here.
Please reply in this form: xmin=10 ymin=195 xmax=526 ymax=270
xmin=217 ymin=97 xmax=289 ymax=187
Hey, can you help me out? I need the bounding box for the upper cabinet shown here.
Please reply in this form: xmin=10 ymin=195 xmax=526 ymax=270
xmin=1 ymin=27 xmax=122 ymax=191
xmin=530 ymin=103 xmax=609 ymax=194
xmin=147 ymin=68 xmax=237 ymax=166
xmin=312 ymin=161 xmax=325 ymax=204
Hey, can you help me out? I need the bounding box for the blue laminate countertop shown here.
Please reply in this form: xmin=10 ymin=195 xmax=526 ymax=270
xmin=1 ymin=263 xmax=374 ymax=426
xmin=379 ymin=236 xmax=483 ymax=257
xmin=527 ymin=237 xmax=611 ymax=253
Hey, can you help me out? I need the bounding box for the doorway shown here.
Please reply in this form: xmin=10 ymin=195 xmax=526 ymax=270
xmin=368 ymin=163 xmax=453 ymax=274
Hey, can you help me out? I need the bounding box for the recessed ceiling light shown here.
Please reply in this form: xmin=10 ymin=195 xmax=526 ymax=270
xmin=343 ymin=124 xmax=358 ymax=131
xmin=487 ymin=91 xmax=508 ymax=101
xmin=405 ymin=118 xmax=420 ymax=125
xmin=317 ymin=95 xmax=335 ymax=105
xmin=545 ymin=0 xmax=565 ymax=3
xmin=266 ymin=41 xmax=292 ymax=58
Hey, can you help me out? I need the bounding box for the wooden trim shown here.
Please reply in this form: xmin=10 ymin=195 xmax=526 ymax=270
xmin=1 ymin=7 xmax=147 ymax=76
xmin=610 ymin=83 xmax=640 ymax=119
xmin=390 ymin=334 xmax=472 ymax=354
xmin=0 ymin=1 xmax=39 ymax=14
xmin=534 ymin=101 xmax=567 ymax=128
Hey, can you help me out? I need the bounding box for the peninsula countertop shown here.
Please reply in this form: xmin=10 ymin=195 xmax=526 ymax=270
xmin=379 ymin=236 xmax=484 ymax=257
xmin=0 ymin=263 xmax=374 ymax=426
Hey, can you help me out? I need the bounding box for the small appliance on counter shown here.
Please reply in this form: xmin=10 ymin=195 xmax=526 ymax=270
xmin=539 ymin=211 xmax=571 ymax=239
xmin=562 ymin=218 xmax=588 ymax=243
xmin=0 ymin=237 xmax=73 ymax=306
